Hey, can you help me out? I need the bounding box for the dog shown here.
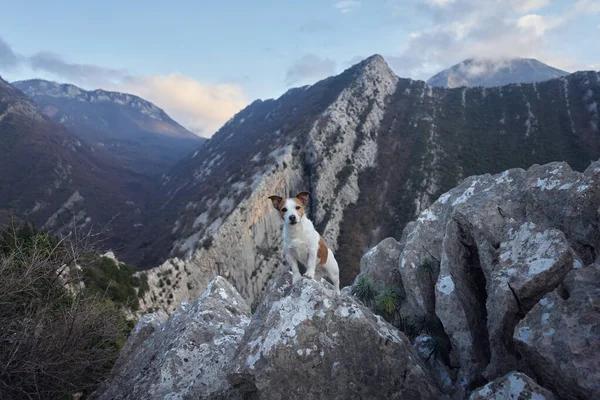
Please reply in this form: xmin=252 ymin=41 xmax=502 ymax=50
xmin=268 ymin=191 xmax=340 ymax=294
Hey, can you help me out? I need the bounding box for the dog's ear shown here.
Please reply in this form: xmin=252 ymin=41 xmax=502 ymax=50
xmin=295 ymin=192 xmax=310 ymax=206
xmin=268 ymin=195 xmax=284 ymax=210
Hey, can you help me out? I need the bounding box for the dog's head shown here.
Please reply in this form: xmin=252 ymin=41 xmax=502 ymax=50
xmin=268 ymin=192 xmax=309 ymax=226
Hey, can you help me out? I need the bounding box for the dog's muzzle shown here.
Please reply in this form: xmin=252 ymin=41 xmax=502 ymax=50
xmin=288 ymin=215 xmax=297 ymax=225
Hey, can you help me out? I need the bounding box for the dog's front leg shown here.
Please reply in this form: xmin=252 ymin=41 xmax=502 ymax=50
xmin=286 ymin=253 xmax=302 ymax=284
xmin=303 ymin=247 xmax=317 ymax=279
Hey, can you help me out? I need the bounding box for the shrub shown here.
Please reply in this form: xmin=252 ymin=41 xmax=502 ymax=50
xmin=351 ymin=276 xmax=379 ymax=307
xmin=375 ymin=286 xmax=404 ymax=325
xmin=0 ymin=222 xmax=130 ymax=399
xmin=421 ymin=335 xmax=447 ymax=364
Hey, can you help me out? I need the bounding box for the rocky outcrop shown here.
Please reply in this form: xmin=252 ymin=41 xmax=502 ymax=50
xmin=99 ymin=158 xmax=599 ymax=399
xmin=94 ymin=277 xmax=250 ymax=399
xmin=229 ymin=272 xmax=443 ymax=400
xmin=514 ymin=263 xmax=600 ymax=400
xmin=352 ymin=159 xmax=599 ymax=398
xmin=469 ymin=371 xmax=556 ymax=400
xmin=99 ymin=272 xmax=445 ymax=399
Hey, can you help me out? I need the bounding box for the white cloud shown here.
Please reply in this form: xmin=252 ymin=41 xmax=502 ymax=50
xmin=0 ymin=37 xmax=248 ymax=137
xmin=426 ymin=0 xmax=456 ymax=7
xmin=575 ymin=0 xmax=600 ymax=13
xmin=517 ymin=14 xmax=551 ymax=36
xmin=511 ymin=0 xmax=550 ymax=13
xmin=334 ymin=1 xmax=360 ymax=14
xmin=114 ymin=74 xmax=248 ymax=137
xmin=385 ymin=0 xmax=599 ymax=79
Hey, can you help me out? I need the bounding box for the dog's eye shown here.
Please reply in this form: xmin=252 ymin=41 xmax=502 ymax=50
xmin=281 ymin=208 xmax=287 ymax=212
xmin=295 ymin=206 xmax=301 ymax=210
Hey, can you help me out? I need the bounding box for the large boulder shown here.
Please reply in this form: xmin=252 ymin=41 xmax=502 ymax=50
xmin=514 ymin=263 xmax=600 ymax=400
xmin=484 ymin=222 xmax=576 ymax=378
xmin=229 ymin=272 xmax=445 ymax=400
xmin=94 ymin=276 xmax=250 ymax=399
xmin=469 ymin=371 xmax=556 ymax=400
xmin=352 ymin=159 xmax=600 ymax=396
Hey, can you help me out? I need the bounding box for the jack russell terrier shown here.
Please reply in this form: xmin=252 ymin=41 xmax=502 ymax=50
xmin=268 ymin=191 xmax=340 ymax=294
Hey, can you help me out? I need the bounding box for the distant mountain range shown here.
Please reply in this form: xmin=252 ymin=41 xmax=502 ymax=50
xmin=12 ymin=79 xmax=205 ymax=176
xmin=427 ymin=58 xmax=569 ymax=88
xmin=0 ymin=75 xmax=156 ymax=249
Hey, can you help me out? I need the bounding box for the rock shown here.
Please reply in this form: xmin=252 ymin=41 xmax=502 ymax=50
xmin=413 ymin=335 xmax=453 ymax=392
xmin=229 ymin=273 xmax=445 ymax=400
xmin=514 ymin=263 xmax=600 ymax=400
xmin=356 ymin=237 xmax=403 ymax=287
xmin=94 ymin=276 xmax=250 ymax=400
xmin=484 ymin=222 xmax=575 ymax=378
xmin=350 ymin=159 xmax=599 ymax=396
xmin=110 ymin=310 xmax=168 ymax=372
xmin=469 ymin=371 xmax=556 ymax=400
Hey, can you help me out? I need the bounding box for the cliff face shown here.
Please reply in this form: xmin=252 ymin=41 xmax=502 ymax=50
xmin=131 ymin=54 xmax=599 ymax=313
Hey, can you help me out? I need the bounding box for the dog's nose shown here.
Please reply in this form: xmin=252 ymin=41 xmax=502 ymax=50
xmin=289 ymin=215 xmax=297 ymax=222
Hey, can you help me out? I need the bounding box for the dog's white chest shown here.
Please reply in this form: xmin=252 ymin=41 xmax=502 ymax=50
xmin=287 ymin=239 xmax=310 ymax=263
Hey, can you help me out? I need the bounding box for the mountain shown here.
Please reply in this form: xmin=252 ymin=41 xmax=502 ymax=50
xmin=0 ymin=75 xmax=156 ymax=252
xmin=427 ymin=58 xmax=569 ymax=88
xmin=12 ymin=79 xmax=205 ymax=176
xmin=129 ymin=55 xmax=600 ymax=313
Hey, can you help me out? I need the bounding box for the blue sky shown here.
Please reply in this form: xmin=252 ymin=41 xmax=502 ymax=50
xmin=1 ymin=0 xmax=599 ymax=136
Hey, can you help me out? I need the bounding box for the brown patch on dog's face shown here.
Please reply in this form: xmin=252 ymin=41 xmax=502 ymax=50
xmin=291 ymin=198 xmax=305 ymax=219
xmin=318 ymin=236 xmax=328 ymax=265
xmin=295 ymin=191 xmax=309 ymax=206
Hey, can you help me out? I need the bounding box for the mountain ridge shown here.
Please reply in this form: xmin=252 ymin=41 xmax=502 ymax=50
xmin=0 ymin=74 xmax=156 ymax=255
xmin=427 ymin=57 xmax=569 ymax=88
xmin=130 ymin=55 xmax=600 ymax=313
xmin=12 ymin=79 xmax=205 ymax=176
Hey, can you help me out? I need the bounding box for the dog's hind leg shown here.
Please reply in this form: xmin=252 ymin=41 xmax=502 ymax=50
xmin=323 ymin=251 xmax=340 ymax=294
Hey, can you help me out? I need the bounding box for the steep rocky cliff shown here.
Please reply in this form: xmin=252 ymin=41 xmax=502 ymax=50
xmin=132 ymin=55 xmax=599 ymax=313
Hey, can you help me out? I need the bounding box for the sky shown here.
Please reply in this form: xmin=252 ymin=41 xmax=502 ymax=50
xmin=1 ymin=0 xmax=599 ymax=137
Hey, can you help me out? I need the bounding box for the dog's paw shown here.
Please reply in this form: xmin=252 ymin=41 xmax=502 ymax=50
xmin=292 ymin=273 xmax=302 ymax=284
xmin=302 ymin=272 xmax=315 ymax=280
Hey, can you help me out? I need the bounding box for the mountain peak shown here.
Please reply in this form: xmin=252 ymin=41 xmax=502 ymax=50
xmin=427 ymin=57 xmax=568 ymax=88
xmin=349 ymin=54 xmax=396 ymax=83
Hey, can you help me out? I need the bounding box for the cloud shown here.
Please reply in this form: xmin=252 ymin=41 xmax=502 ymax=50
xmin=575 ymin=0 xmax=600 ymax=13
xmin=510 ymin=0 xmax=549 ymax=13
xmin=285 ymin=54 xmax=336 ymax=85
xmin=0 ymin=38 xmax=21 ymax=69
xmin=28 ymin=51 xmax=131 ymax=86
xmin=385 ymin=0 xmax=599 ymax=79
xmin=115 ymin=74 xmax=248 ymax=136
xmin=426 ymin=0 xmax=457 ymax=7
xmin=0 ymin=37 xmax=248 ymax=137
xmin=334 ymin=1 xmax=360 ymax=14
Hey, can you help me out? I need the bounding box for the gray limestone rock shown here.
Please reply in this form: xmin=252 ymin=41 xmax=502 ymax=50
xmin=514 ymin=263 xmax=600 ymax=400
xmin=469 ymin=371 xmax=556 ymax=400
xmin=94 ymin=276 xmax=250 ymax=400
xmin=351 ymin=159 xmax=599 ymax=396
xmin=229 ymin=272 xmax=445 ymax=400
